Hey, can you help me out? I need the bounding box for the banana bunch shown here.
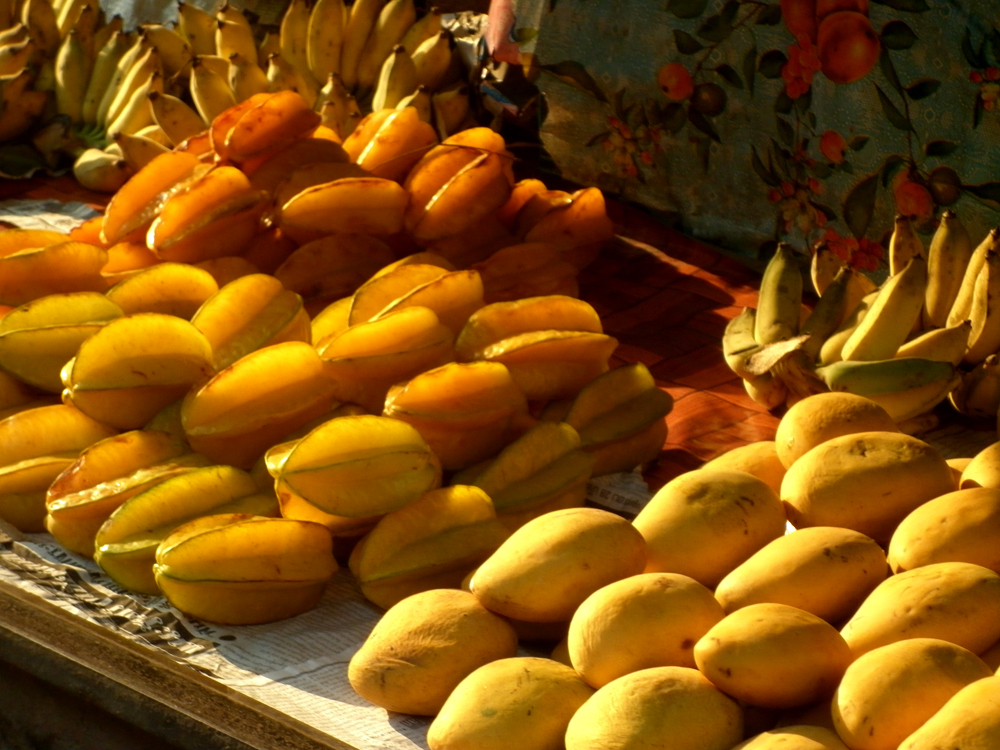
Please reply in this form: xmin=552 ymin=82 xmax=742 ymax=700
xmin=729 ymin=211 xmax=1000 ymax=431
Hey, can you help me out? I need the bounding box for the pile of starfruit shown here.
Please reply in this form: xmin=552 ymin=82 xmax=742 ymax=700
xmin=0 ymin=90 xmax=673 ymax=626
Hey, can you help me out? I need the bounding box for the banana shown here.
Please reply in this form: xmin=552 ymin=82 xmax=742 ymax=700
xmin=0 ymin=68 xmax=47 ymax=141
xmin=258 ymin=30 xmax=280 ymax=69
xmin=280 ymin=0 xmax=312 ymax=82
xmin=888 ymin=213 xmax=924 ymax=277
xmin=190 ymin=54 xmax=237 ymax=125
xmin=215 ymin=17 xmax=257 ymax=68
xmin=340 ymin=0 xmax=384 ymax=91
xmin=895 ymin=320 xmax=971 ymax=366
xmin=963 ymin=248 xmax=1000 ymax=365
xmin=177 ymin=1 xmax=217 ymax=57
xmin=396 ymin=84 xmax=431 ymax=122
xmin=83 ymin=30 xmax=130 ymax=125
xmin=72 ymin=146 xmax=132 ymax=192
xmin=20 ymin=0 xmax=59 ymax=58
xmin=754 ymin=242 xmax=802 ymax=345
xmin=55 ymin=0 xmax=87 ymax=37
xmin=355 ymin=0 xmax=416 ymax=97
xmin=216 ymin=2 xmax=253 ymax=37
xmin=134 ymin=123 xmax=173 ymax=147
xmin=54 ymin=27 xmax=89 ymax=124
xmin=340 ymin=95 xmax=363 ymax=137
xmin=0 ymin=25 xmax=29 ymax=47
xmin=722 ymin=307 xmax=760 ymax=379
xmin=772 ymin=350 xmax=827 ymax=405
xmin=840 ymin=255 xmax=927 ymax=361
xmin=431 ymin=82 xmax=469 ymax=137
xmin=228 ymin=51 xmax=268 ymax=103
xmin=798 ymin=265 xmax=856 ymax=362
xmin=114 ymin=131 xmax=169 ymax=171
xmin=817 ymin=356 xmax=957 ymax=398
xmin=867 ymin=369 xmax=962 ymax=423
xmin=104 ymin=46 xmax=161 ymax=132
xmin=92 ymin=14 xmax=123 ymax=56
xmin=266 ymin=51 xmax=318 ymax=108
xmin=950 ymin=354 xmax=1000 ymax=419
xmin=0 ymin=37 xmax=34 ymax=77
xmin=743 ymin=371 xmax=787 ymax=411
xmin=315 ymin=72 xmax=352 ymax=133
xmin=810 ymin=240 xmax=846 ymax=296
xmin=306 ymin=0 xmax=346 ymax=85
xmin=105 ymin=70 xmax=162 ymax=139
xmin=411 ymin=30 xmax=453 ymax=92
xmin=371 ymin=43 xmax=416 ymax=111
xmin=149 ymin=89 xmax=206 ymax=144
xmin=947 ymin=228 xmax=1000 ymax=328
xmin=923 ymin=209 xmax=974 ymax=329
xmin=95 ymin=35 xmax=149 ymax=129
xmin=140 ymin=24 xmax=193 ymax=79
xmin=73 ymin=4 xmax=99 ymax=62
xmin=817 ymin=290 xmax=879 ymax=365
xmin=0 ymin=0 xmax=14 ymax=28
xmin=400 ymin=7 xmax=442 ymax=55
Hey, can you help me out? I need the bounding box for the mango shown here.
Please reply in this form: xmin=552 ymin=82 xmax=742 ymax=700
xmin=840 ymin=561 xmax=1000 ymax=657
xmin=633 ymin=469 xmax=786 ymax=588
xmin=469 ymin=506 xmax=646 ymax=623
xmin=888 ymin=487 xmax=1000 ymax=574
xmin=694 ymin=602 xmax=852 ymax=709
xmin=832 ymin=638 xmax=993 ymax=750
xmin=564 ymin=666 xmax=743 ymax=750
xmin=567 ymin=572 xmax=725 ymax=688
xmin=733 ymin=726 xmax=849 ymax=750
xmin=701 ymin=440 xmax=785 ymax=496
xmin=427 ymin=656 xmax=593 ymax=750
xmin=897 ymin=675 xmax=1000 ymax=749
xmin=349 ymin=588 xmax=518 ymax=715
xmin=774 ymin=392 xmax=898 ymax=468
xmin=714 ymin=526 xmax=888 ymax=624
xmin=960 ymin=440 xmax=1000 ymax=488
xmin=780 ymin=431 xmax=954 ymax=545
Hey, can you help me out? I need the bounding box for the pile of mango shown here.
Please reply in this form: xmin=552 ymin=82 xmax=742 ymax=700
xmin=348 ymin=390 xmax=1000 ymax=749
xmin=0 ymin=89 xmax=682 ymax=629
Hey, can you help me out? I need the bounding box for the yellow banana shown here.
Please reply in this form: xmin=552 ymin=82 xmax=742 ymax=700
xmin=888 ymin=213 xmax=924 ymax=277
xmin=411 ymin=30 xmax=452 ymax=91
xmin=923 ymin=209 xmax=974 ymax=329
xmin=73 ymin=4 xmax=99 ymax=62
xmin=149 ymin=89 xmax=206 ymax=145
xmin=867 ymin=369 xmax=962 ymax=423
xmin=400 ymin=7 xmax=442 ymax=55
xmin=229 ymin=51 xmax=269 ymax=103
xmin=280 ymin=0 xmax=312 ymax=82
xmin=140 ymin=24 xmax=193 ymax=79
xmin=946 ymin=228 xmax=999 ymax=329
xmin=950 ymin=354 xmax=1000 ymax=419
xmin=743 ymin=371 xmax=787 ymax=411
xmin=355 ymin=0 xmax=416 ymax=97
xmin=963 ymin=248 xmax=1000 ymax=365
xmin=95 ymin=35 xmax=149 ymax=129
xmin=895 ymin=320 xmax=971 ymax=366
xmin=0 ymin=67 xmax=46 ymax=141
xmin=82 ymin=30 xmax=129 ymax=125
xmin=817 ymin=356 xmax=956 ymax=398
xmin=215 ymin=17 xmax=257 ymax=67
xmin=134 ymin=123 xmax=173 ymax=147
xmin=106 ymin=70 xmax=162 ymax=139
xmin=72 ymin=147 xmax=132 ymax=192
xmin=753 ymin=241 xmax=802 ymax=345
xmin=430 ymin=82 xmax=469 ymax=138
xmin=817 ymin=289 xmax=878 ymax=366
xmin=306 ymin=0 xmax=346 ymax=85
xmin=0 ymin=25 xmax=29 ymax=47
xmin=722 ymin=307 xmax=760 ymax=379
xmin=340 ymin=0 xmax=384 ymax=91
xmin=190 ymin=54 xmax=237 ymax=124
xmin=772 ymin=350 xmax=827 ymax=405
xmin=799 ymin=265 xmax=856 ymax=362
xmin=0 ymin=0 xmax=14 ymax=28
xmin=20 ymin=0 xmax=59 ymax=58
xmin=54 ymin=28 xmax=89 ymax=124
xmin=216 ymin=2 xmax=253 ymax=37
xmin=371 ymin=44 xmax=416 ymax=111
xmin=840 ymin=255 xmax=927 ymax=361
xmin=55 ymin=0 xmax=87 ymax=37
xmin=266 ymin=51 xmax=318 ymax=108
xmin=104 ymin=46 xmax=161 ymax=132
xmin=810 ymin=240 xmax=845 ymax=296
xmin=114 ymin=131 xmax=170 ymax=171
xmin=177 ymin=1 xmax=217 ymax=57
xmin=258 ymin=30 xmax=280 ymax=69
xmin=396 ymin=84 xmax=431 ymax=122
xmin=91 ymin=14 xmax=123 ymax=57
xmin=0 ymin=37 xmax=34 ymax=77
xmin=315 ymin=72 xmax=352 ymax=129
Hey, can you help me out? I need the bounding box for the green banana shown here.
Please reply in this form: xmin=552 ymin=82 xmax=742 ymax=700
xmin=799 ymin=266 xmax=856 ymax=362
xmin=810 ymin=241 xmax=845 ymax=296
xmin=950 ymin=354 xmax=1000 ymax=419
xmin=889 ymin=213 xmax=924 ymax=277
xmin=754 ymin=242 xmax=802 ymax=345
xmin=721 ymin=307 xmax=760 ymax=379
xmin=867 ymin=370 xmax=962 ymax=423
xmin=947 ymin=228 xmax=999 ymax=328
xmin=963 ymin=248 xmax=1000 ymax=365
xmin=817 ymin=356 xmax=956 ymax=397
xmin=923 ymin=209 xmax=973 ymax=329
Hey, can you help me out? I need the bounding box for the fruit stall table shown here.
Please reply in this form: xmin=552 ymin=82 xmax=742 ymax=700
xmin=0 ymin=178 xmax=994 ymax=750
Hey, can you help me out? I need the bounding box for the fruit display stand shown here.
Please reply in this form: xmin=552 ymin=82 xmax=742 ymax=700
xmin=0 ymin=178 xmax=996 ymax=750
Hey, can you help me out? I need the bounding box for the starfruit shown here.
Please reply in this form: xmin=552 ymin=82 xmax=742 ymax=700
xmin=105 ymin=262 xmax=220 ymax=318
xmin=343 ymin=106 xmax=438 ymax=183
xmin=0 ymin=241 xmax=108 ymax=306
xmin=245 ymin=137 xmax=350 ymax=193
xmin=469 ymin=242 xmax=579 ymax=304
xmin=278 ymin=176 xmax=408 ymax=243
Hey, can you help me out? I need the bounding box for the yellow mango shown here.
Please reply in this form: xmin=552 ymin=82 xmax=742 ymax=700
xmin=633 ymin=469 xmax=786 ymax=588
xmin=105 ymin=262 xmax=219 ymax=318
xmin=840 ymin=561 xmax=1000 ymax=657
xmin=959 ymin=440 xmax=1000 ymax=488
xmin=946 ymin=456 xmax=972 ymax=488
xmin=279 ymin=177 xmax=408 ymax=241
xmin=832 ymin=638 xmax=993 ymax=750
xmin=897 ymin=675 xmax=1000 ymax=750
xmin=888 ymin=487 xmax=1000 ymax=574
xmin=780 ymin=431 xmax=954 ymax=545
xmin=694 ymin=602 xmax=852 ymax=709
xmin=383 ymin=361 xmax=528 ymax=471
xmin=270 ymin=414 xmax=441 ymax=519
xmin=428 ymin=656 xmax=594 ymax=750
xmin=774 ymin=392 xmax=898 ymax=469
xmin=567 ymin=572 xmax=725 ymax=688
xmin=318 ymin=306 xmax=455 ymax=413
xmin=733 ymin=726 xmax=849 ymax=750
xmin=181 ymin=341 xmax=339 ymax=468
xmin=470 ymin=506 xmax=647 ymax=623
xmin=349 ymin=588 xmax=519 ymax=715
xmin=564 ymin=666 xmax=743 ymax=750
xmin=0 ymin=241 xmax=108 ymax=306
xmin=191 ymin=273 xmax=310 ymax=370
xmin=0 ymin=292 xmax=123 ymax=392
xmin=701 ymin=441 xmax=786 ymax=496
xmin=714 ymin=526 xmax=888 ymax=624
xmin=350 ymin=485 xmax=510 ymax=609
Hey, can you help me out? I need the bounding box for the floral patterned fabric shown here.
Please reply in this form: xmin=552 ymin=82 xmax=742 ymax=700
xmin=489 ymin=0 xmax=1000 ymax=272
